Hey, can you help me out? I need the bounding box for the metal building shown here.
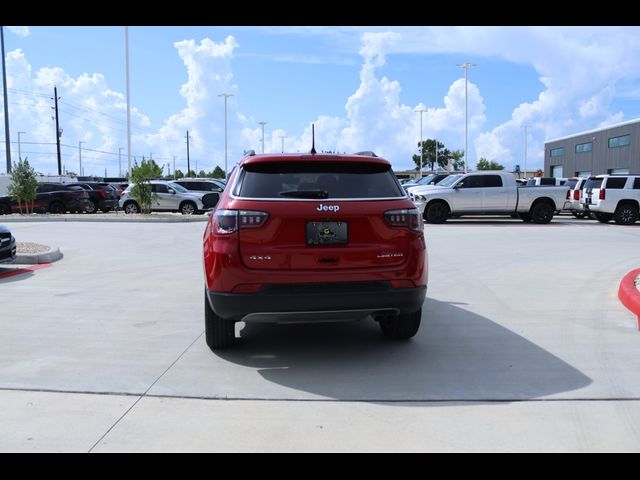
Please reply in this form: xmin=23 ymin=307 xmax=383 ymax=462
xmin=544 ymin=118 xmax=640 ymax=178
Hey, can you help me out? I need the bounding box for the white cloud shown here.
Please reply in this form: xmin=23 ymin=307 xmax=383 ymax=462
xmin=6 ymin=26 xmax=29 ymax=38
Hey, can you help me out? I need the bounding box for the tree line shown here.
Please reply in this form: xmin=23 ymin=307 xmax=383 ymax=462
xmin=412 ymin=139 xmax=505 ymax=171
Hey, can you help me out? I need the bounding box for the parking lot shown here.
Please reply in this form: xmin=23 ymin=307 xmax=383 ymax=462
xmin=1 ymin=217 xmax=640 ymax=451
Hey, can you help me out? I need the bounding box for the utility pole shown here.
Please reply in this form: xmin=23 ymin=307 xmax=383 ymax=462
xmin=1 ymin=26 xmax=12 ymax=174
xmin=279 ymin=135 xmax=286 ymax=153
xmin=173 ymin=155 xmax=176 ymax=179
xmin=414 ymin=109 xmax=426 ymax=177
xmin=185 ymin=130 xmax=191 ymax=177
xmin=259 ymin=121 xmax=267 ymax=154
xmin=523 ymin=125 xmax=529 ymax=179
xmin=118 ymin=147 xmax=123 ymax=177
xmin=125 ymin=26 xmax=132 ymax=179
xmin=52 ymin=86 xmax=62 ymax=175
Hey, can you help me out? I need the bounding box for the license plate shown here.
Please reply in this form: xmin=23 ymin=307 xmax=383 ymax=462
xmin=585 ymin=197 xmax=592 ymax=205
xmin=306 ymin=222 xmax=348 ymax=245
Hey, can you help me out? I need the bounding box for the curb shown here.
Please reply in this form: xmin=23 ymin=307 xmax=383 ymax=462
xmin=0 ymin=215 xmax=208 ymax=224
xmin=13 ymin=247 xmax=64 ymax=265
xmin=618 ymin=268 xmax=640 ymax=330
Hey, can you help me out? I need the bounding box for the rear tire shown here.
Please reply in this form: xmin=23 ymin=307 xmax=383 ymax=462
xmin=595 ymin=213 xmax=613 ymax=224
xmin=518 ymin=213 xmax=532 ymax=223
xmin=123 ymin=201 xmax=140 ymax=214
xmin=85 ymin=200 xmax=97 ymax=214
xmin=614 ymin=204 xmax=639 ymax=225
xmin=530 ymin=202 xmax=554 ymax=224
xmin=49 ymin=202 xmax=65 ymax=214
xmin=180 ymin=201 xmax=197 ymax=215
xmin=379 ymin=309 xmax=421 ymax=340
xmin=205 ymin=290 xmax=236 ymax=350
xmin=0 ymin=203 xmax=10 ymax=215
xmin=424 ymin=202 xmax=449 ymax=224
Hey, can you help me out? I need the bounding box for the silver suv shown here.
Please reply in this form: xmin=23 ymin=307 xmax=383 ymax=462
xmin=119 ymin=180 xmax=213 ymax=215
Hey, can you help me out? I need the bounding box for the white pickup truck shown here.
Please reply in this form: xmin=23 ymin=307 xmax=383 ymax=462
xmin=413 ymin=171 xmax=569 ymax=224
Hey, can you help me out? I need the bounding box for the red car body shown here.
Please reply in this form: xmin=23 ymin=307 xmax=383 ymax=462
xmin=203 ymin=152 xmax=428 ymax=349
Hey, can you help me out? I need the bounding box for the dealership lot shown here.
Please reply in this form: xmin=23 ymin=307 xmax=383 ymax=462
xmin=1 ymin=218 xmax=640 ymax=451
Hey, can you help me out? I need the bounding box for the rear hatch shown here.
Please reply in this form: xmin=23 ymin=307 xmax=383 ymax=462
xmin=584 ymin=177 xmax=605 ymax=207
xmin=233 ymin=159 xmax=414 ymax=270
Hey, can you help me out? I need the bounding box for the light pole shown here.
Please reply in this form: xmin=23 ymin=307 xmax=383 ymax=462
xmin=125 ymin=26 xmax=132 ymax=179
xmin=118 ymin=147 xmax=123 ymax=177
xmin=523 ymin=125 xmax=529 ymax=179
xmin=1 ymin=26 xmax=11 ymax=174
xmin=278 ymin=135 xmax=286 ymax=153
xmin=414 ymin=108 xmax=426 ymax=177
xmin=258 ymin=121 xmax=267 ymax=154
xmin=17 ymin=131 xmax=26 ymax=160
xmin=78 ymin=141 xmax=86 ymax=176
xmin=218 ymin=93 xmax=233 ymax=179
xmin=457 ymin=62 xmax=477 ymax=173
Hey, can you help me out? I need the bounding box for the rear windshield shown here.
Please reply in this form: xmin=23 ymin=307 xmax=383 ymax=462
xmin=564 ymin=179 xmax=579 ymax=189
xmin=236 ymin=162 xmax=404 ymax=199
xmin=585 ymin=178 xmax=604 ymax=189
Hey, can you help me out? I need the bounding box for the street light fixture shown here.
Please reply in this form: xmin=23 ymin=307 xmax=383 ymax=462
xmin=218 ymin=93 xmax=233 ymax=179
xmin=457 ymin=62 xmax=477 ymax=173
xmin=17 ymin=131 xmax=26 ymax=160
xmin=258 ymin=121 xmax=268 ymax=154
xmin=414 ymin=108 xmax=426 ymax=177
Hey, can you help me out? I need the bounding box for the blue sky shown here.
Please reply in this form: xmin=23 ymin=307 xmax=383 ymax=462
xmin=2 ymin=26 xmax=640 ymax=176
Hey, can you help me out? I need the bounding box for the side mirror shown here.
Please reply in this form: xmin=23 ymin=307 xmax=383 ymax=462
xmin=167 ymin=188 xmax=176 ymax=194
xmin=453 ymin=183 xmax=463 ymax=189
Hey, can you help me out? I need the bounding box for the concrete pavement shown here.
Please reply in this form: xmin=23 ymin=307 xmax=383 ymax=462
xmin=1 ymin=218 xmax=640 ymax=451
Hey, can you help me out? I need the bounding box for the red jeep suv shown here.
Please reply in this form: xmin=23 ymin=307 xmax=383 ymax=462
xmin=203 ymin=152 xmax=428 ymax=350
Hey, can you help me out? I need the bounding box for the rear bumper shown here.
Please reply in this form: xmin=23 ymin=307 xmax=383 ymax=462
xmin=207 ymin=282 xmax=427 ymax=322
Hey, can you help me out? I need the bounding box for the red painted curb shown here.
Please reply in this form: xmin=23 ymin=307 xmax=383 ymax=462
xmin=0 ymin=263 xmax=52 ymax=280
xmin=619 ymin=268 xmax=640 ymax=330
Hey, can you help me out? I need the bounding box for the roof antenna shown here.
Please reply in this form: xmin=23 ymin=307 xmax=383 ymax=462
xmin=310 ymin=123 xmax=316 ymax=154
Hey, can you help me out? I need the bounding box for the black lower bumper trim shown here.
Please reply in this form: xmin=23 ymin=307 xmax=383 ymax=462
xmin=207 ymin=282 xmax=427 ymax=322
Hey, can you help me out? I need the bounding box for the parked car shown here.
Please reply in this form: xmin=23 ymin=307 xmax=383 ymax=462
xmin=72 ymin=183 xmax=120 ymax=213
xmin=174 ymin=179 xmax=223 ymax=208
xmin=562 ymin=177 xmax=590 ymax=219
xmin=203 ymin=151 xmax=428 ymax=350
xmin=525 ymin=177 xmax=569 ymax=186
xmin=404 ymin=174 xmax=449 ymax=195
xmin=119 ymin=180 xmax=214 ymax=215
xmin=0 ymin=225 xmax=16 ymax=264
xmin=581 ymin=175 xmax=640 ymax=225
xmin=414 ymin=171 xmax=569 ymax=224
xmin=0 ymin=183 xmax=90 ymax=214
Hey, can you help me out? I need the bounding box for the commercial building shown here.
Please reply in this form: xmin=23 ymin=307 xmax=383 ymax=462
xmin=544 ymin=118 xmax=640 ymax=178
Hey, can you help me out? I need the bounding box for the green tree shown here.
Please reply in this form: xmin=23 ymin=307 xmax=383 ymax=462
xmin=198 ymin=170 xmax=207 ymax=178
xmin=411 ymin=139 xmax=449 ymax=171
xmin=7 ymin=158 xmax=38 ymax=214
xmin=130 ymin=159 xmax=163 ymax=214
xmin=476 ymin=158 xmax=505 ymax=170
xmin=187 ymin=170 xmax=197 ymax=178
xmin=174 ymin=169 xmax=185 ymax=179
xmin=212 ymin=166 xmax=225 ymax=179
xmin=449 ymin=150 xmax=465 ymax=172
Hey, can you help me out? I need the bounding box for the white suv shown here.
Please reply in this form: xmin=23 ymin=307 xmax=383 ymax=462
xmin=120 ymin=180 xmax=214 ymax=215
xmin=562 ymin=177 xmax=590 ymax=219
xmin=581 ymin=175 xmax=640 ymax=225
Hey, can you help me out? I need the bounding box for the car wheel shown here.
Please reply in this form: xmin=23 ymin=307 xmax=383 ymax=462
xmin=595 ymin=213 xmax=613 ymax=224
xmin=205 ymin=290 xmax=236 ymax=350
xmin=49 ymin=202 xmax=65 ymax=214
xmin=0 ymin=203 xmax=11 ymax=215
xmin=85 ymin=200 xmax=97 ymax=214
xmin=518 ymin=213 xmax=532 ymax=223
xmin=123 ymin=202 xmax=140 ymax=214
xmin=424 ymin=202 xmax=449 ymax=224
xmin=530 ymin=202 xmax=554 ymax=224
xmin=379 ymin=309 xmax=421 ymax=340
xmin=180 ymin=201 xmax=197 ymax=215
xmin=614 ymin=204 xmax=639 ymax=225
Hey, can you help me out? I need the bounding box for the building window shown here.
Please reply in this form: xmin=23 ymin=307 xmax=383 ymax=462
xmin=575 ymin=142 xmax=593 ymax=153
xmin=608 ymin=168 xmax=630 ymax=175
xmin=576 ymin=171 xmax=592 ymax=178
xmin=550 ymin=147 xmax=564 ymax=157
xmin=608 ymin=134 xmax=630 ymax=148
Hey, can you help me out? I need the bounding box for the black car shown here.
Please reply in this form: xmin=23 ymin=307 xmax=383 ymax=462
xmin=72 ymin=183 xmax=120 ymax=213
xmin=0 ymin=225 xmax=16 ymax=264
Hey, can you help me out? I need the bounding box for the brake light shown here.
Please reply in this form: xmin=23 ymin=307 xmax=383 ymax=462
xmin=212 ymin=210 xmax=269 ymax=235
xmin=574 ymin=190 xmax=580 ymax=201
xmin=384 ymin=208 xmax=423 ymax=232
xmin=566 ymin=190 xmax=571 ymax=200
xmin=600 ymin=189 xmax=606 ymax=200
xmin=97 ymin=190 xmax=106 ymax=199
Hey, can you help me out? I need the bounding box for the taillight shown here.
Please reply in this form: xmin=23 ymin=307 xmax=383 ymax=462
xmin=566 ymin=190 xmax=571 ymax=200
xmin=600 ymin=189 xmax=606 ymax=200
xmin=97 ymin=190 xmax=106 ymax=199
xmin=574 ymin=190 xmax=580 ymax=201
xmin=385 ymin=208 xmax=423 ymax=232
xmin=212 ymin=210 xmax=269 ymax=235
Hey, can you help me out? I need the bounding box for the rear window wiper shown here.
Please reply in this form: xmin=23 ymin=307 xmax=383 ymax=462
xmin=279 ymin=189 xmax=329 ymax=199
